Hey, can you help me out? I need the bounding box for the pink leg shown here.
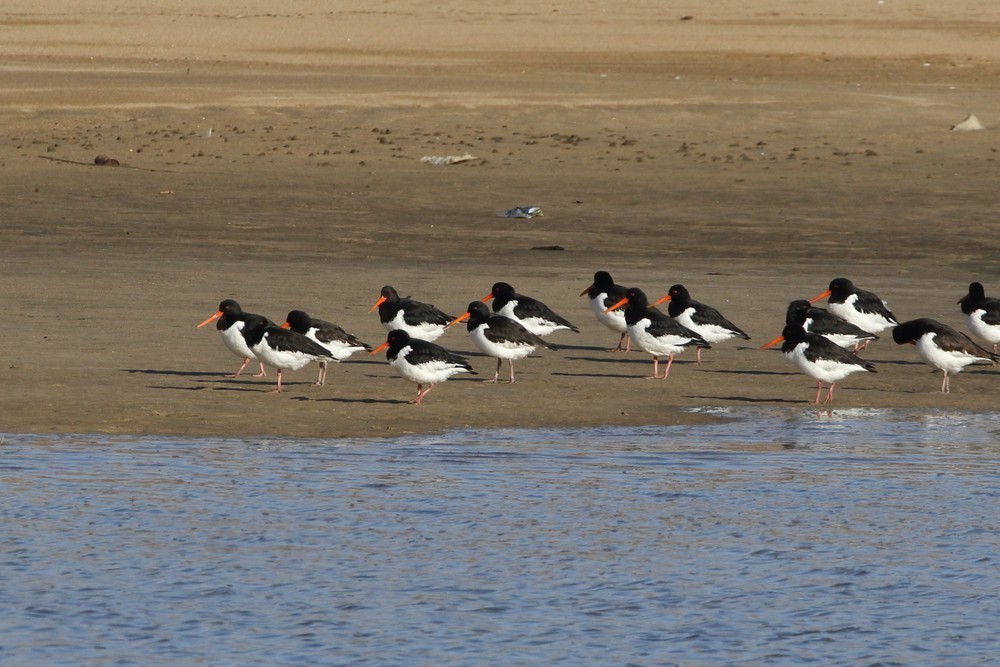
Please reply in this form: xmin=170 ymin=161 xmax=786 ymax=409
xmin=485 ymin=358 xmax=501 ymax=384
xmin=663 ymin=354 xmax=675 ymax=378
xmin=274 ymin=369 xmax=284 ymax=393
xmin=254 ymin=360 xmax=267 ymax=377
xmin=315 ymin=361 xmax=327 ymax=386
xmin=411 ymin=383 xmax=435 ymax=404
xmin=646 ymin=356 xmax=661 ymax=379
xmin=229 ymin=357 xmax=251 ymax=378
xmin=508 ymin=360 xmax=516 ymax=384
xmin=941 ymin=371 xmax=950 ymax=394
xmin=811 ymin=381 xmax=823 ymax=405
xmin=823 ymin=382 xmax=836 ymax=404
xmin=695 ymin=347 xmax=703 ymax=366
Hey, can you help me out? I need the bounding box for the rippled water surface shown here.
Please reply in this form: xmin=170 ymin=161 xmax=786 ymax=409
xmin=2 ymin=408 xmax=998 ymax=665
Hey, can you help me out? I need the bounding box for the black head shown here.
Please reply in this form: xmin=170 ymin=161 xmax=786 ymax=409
xmin=592 ymin=271 xmax=615 ymax=288
xmin=667 ymin=284 xmax=691 ymax=303
xmin=780 ymin=323 xmax=808 ymax=346
xmin=491 ymin=282 xmax=516 ymax=297
xmin=385 ymin=328 xmax=412 ymax=350
xmin=466 ymin=301 xmax=491 ymax=323
xmin=785 ymin=299 xmax=812 ymax=325
xmin=218 ymin=299 xmax=242 ymax=315
xmin=892 ymin=318 xmax=937 ymax=345
xmin=283 ymin=310 xmax=311 ymax=332
xmin=379 ymin=286 xmax=400 ymax=301
xmin=828 ymin=278 xmax=856 ymax=297
xmin=624 ymin=287 xmax=649 ymax=308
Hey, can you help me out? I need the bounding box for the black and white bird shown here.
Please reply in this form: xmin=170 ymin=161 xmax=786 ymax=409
xmin=605 ymin=287 xmax=710 ymax=379
xmin=651 ymin=284 xmax=750 ymax=364
xmin=892 ymin=318 xmax=998 ymax=393
xmin=760 ymin=299 xmax=878 ymax=351
xmin=450 ymin=301 xmax=555 ymax=384
xmin=369 ymin=285 xmax=455 ymax=342
xmin=281 ymin=310 xmax=371 ymax=386
xmin=958 ymin=282 xmax=1000 ymax=355
xmin=240 ymin=314 xmax=336 ymax=393
xmin=581 ymin=270 xmax=630 ymax=351
xmin=810 ymin=278 xmax=898 ymax=348
xmin=482 ymin=281 xmax=579 ymax=337
xmin=370 ymin=329 xmax=476 ymax=404
xmin=781 ymin=324 xmax=876 ymax=405
xmin=197 ymin=299 xmax=269 ymax=378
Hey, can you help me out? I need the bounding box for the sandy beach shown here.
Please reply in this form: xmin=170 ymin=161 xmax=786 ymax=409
xmin=2 ymin=0 xmax=999 ymax=439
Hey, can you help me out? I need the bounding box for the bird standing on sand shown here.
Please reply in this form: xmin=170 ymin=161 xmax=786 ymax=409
xmin=197 ymin=299 xmax=269 ymax=378
xmin=892 ymin=318 xmax=998 ymax=393
xmin=450 ymin=301 xmax=556 ymax=384
xmin=240 ymin=315 xmax=335 ymax=393
xmin=760 ymin=299 xmax=878 ymax=351
xmin=651 ymin=284 xmax=750 ymax=364
xmin=809 ymin=278 xmax=898 ymax=349
xmin=581 ymin=270 xmax=630 ymax=351
xmin=781 ymin=324 xmax=876 ymax=405
xmin=370 ymin=329 xmax=475 ymax=404
xmin=369 ymin=285 xmax=455 ymax=342
xmin=605 ymin=287 xmax=710 ymax=379
xmin=281 ymin=310 xmax=371 ymax=386
xmin=482 ymin=281 xmax=579 ymax=337
xmin=958 ymin=282 xmax=1000 ymax=355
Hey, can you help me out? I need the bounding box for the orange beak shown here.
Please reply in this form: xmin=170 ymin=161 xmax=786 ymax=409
xmin=280 ymin=322 xmax=290 ymax=330
xmin=368 ymin=295 xmax=387 ymax=314
xmin=369 ymin=340 xmax=390 ymax=355
xmin=446 ymin=312 xmax=470 ymax=328
xmin=603 ymin=296 xmax=628 ymax=314
xmin=809 ymin=289 xmax=831 ymax=304
xmin=651 ymin=294 xmax=671 ymax=307
xmin=480 ymin=292 xmax=494 ymax=303
xmin=579 ymin=284 xmax=594 ymax=297
xmin=197 ymin=311 xmax=223 ymax=328
xmin=758 ymin=334 xmax=785 ymax=350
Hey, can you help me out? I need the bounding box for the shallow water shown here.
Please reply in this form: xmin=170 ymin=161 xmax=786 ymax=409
xmin=2 ymin=408 xmax=998 ymax=666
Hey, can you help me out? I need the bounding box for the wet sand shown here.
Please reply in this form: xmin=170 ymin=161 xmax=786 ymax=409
xmin=2 ymin=1 xmax=999 ymax=438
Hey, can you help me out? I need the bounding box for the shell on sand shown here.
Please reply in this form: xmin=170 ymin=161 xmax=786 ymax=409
xmin=951 ymin=113 xmax=986 ymax=131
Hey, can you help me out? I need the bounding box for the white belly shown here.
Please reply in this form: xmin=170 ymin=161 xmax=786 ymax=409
xmin=469 ymin=325 xmax=535 ymax=361
xmin=391 ymin=345 xmax=470 ymax=384
xmin=629 ymin=320 xmax=691 ymax=357
xmin=382 ymin=311 xmax=446 ymax=342
xmin=916 ymin=334 xmax=987 ymax=376
xmin=966 ymin=311 xmax=1000 ymax=345
xmin=589 ymin=294 xmax=627 ymax=333
xmin=221 ymin=322 xmax=256 ymax=359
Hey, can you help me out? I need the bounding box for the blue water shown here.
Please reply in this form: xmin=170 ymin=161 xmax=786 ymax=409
xmin=2 ymin=408 xmax=998 ymax=666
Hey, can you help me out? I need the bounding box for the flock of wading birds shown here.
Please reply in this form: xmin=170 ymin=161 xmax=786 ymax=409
xmin=197 ymin=273 xmax=1000 ymax=406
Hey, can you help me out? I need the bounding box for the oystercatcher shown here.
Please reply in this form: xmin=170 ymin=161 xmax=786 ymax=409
xmin=370 ymin=329 xmax=476 ymax=404
xmin=482 ymin=281 xmax=579 ymax=337
xmin=240 ymin=315 xmax=336 ymax=393
xmin=369 ymin=285 xmax=455 ymax=342
xmin=760 ymin=299 xmax=878 ymax=351
xmin=581 ymin=271 xmax=630 ymax=351
xmin=605 ymin=287 xmax=709 ymax=379
xmin=781 ymin=324 xmax=876 ymax=405
xmin=281 ymin=310 xmax=371 ymax=386
xmin=892 ymin=318 xmax=998 ymax=393
xmin=197 ymin=299 xmax=269 ymax=378
xmin=958 ymin=282 xmax=1000 ymax=355
xmin=450 ymin=301 xmax=555 ymax=384
xmin=809 ymin=278 xmax=898 ymax=348
xmin=651 ymin=284 xmax=750 ymax=364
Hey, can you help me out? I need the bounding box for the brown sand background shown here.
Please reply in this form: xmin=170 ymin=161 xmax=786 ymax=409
xmin=2 ymin=1 xmax=999 ymax=438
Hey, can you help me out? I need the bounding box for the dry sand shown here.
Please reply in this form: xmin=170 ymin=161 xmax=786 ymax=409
xmin=2 ymin=1 xmax=999 ymax=439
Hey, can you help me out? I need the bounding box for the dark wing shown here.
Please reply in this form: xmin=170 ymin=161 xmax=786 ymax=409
xmin=688 ymin=300 xmax=751 ymax=339
xmin=855 ymin=289 xmax=898 ymax=324
xmin=400 ymin=299 xmax=455 ymax=326
xmin=485 ymin=315 xmax=557 ymax=350
xmin=267 ymin=327 xmax=334 ymax=358
xmin=808 ymin=308 xmax=877 ymax=339
xmin=803 ymin=333 xmax=876 ymax=372
xmin=310 ymin=318 xmax=371 ymax=350
xmin=410 ymin=339 xmax=476 ymax=373
xmin=515 ymin=295 xmax=579 ymax=332
xmin=645 ymin=310 xmax=710 ymax=347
